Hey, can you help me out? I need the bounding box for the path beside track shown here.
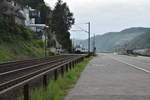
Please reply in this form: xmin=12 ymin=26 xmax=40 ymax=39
xmin=65 ymin=53 xmax=150 ymax=100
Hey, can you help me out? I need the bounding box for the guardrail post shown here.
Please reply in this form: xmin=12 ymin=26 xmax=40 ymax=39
xmin=77 ymin=59 xmax=79 ymax=64
xmin=69 ymin=62 xmax=72 ymax=70
xmin=43 ymin=75 xmax=48 ymax=88
xmin=71 ymin=62 xmax=73 ymax=68
xmin=66 ymin=64 xmax=69 ymax=72
xmin=24 ymin=84 xmax=29 ymax=100
xmin=54 ymin=69 xmax=58 ymax=80
xmin=61 ymin=66 xmax=64 ymax=76
xmin=75 ymin=60 xmax=77 ymax=65
xmin=72 ymin=61 xmax=75 ymax=68
xmin=78 ymin=58 xmax=80 ymax=63
xmin=80 ymin=58 xmax=82 ymax=62
xmin=82 ymin=57 xmax=84 ymax=61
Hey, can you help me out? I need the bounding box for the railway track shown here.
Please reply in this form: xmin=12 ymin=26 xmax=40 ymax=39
xmin=0 ymin=54 xmax=88 ymax=100
xmin=0 ymin=55 xmax=62 ymax=73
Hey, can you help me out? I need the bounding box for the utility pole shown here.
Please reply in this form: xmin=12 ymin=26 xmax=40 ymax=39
xmin=93 ymin=34 xmax=95 ymax=51
xmin=44 ymin=27 xmax=49 ymax=57
xmin=93 ymin=34 xmax=96 ymax=55
xmin=72 ymin=38 xmax=75 ymax=52
xmin=88 ymin=22 xmax=90 ymax=54
xmin=71 ymin=22 xmax=91 ymax=54
xmin=44 ymin=29 xmax=47 ymax=57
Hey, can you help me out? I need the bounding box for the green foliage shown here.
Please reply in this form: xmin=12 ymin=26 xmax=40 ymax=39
xmin=52 ymin=0 xmax=75 ymax=52
xmin=48 ymin=39 xmax=56 ymax=47
xmin=128 ymin=31 xmax=150 ymax=49
xmin=16 ymin=0 xmax=29 ymax=6
xmin=26 ymin=0 xmax=53 ymax=48
xmin=18 ymin=57 xmax=93 ymax=100
xmin=0 ymin=41 xmax=45 ymax=62
xmin=15 ymin=0 xmax=74 ymax=51
xmin=0 ymin=19 xmax=37 ymax=42
xmin=34 ymin=40 xmax=44 ymax=48
xmin=75 ymin=27 xmax=150 ymax=52
xmin=0 ymin=18 xmax=48 ymax=62
xmin=27 ymin=0 xmax=45 ymax=9
xmin=16 ymin=0 xmax=45 ymax=8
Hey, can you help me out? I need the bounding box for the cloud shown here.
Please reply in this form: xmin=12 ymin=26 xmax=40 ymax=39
xmin=44 ymin=0 xmax=150 ymax=39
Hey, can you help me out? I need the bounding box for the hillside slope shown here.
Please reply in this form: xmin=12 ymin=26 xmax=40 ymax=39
xmin=74 ymin=27 xmax=150 ymax=52
xmin=0 ymin=19 xmax=45 ymax=62
xmin=128 ymin=31 xmax=150 ymax=49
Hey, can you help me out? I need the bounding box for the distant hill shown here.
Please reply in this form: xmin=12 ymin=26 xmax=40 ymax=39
xmin=73 ymin=27 xmax=150 ymax=52
xmin=128 ymin=31 xmax=150 ymax=49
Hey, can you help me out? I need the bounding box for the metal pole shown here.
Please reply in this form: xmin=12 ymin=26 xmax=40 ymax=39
xmin=44 ymin=29 xmax=47 ymax=57
xmin=54 ymin=69 xmax=58 ymax=80
xmin=24 ymin=84 xmax=29 ymax=100
xmin=88 ymin=22 xmax=90 ymax=54
xmin=93 ymin=34 xmax=96 ymax=55
xmin=43 ymin=75 xmax=48 ymax=88
xmin=61 ymin=66 xmax=64 ymax=76
xmin=93 ymin=34 xmax=95 ymax=52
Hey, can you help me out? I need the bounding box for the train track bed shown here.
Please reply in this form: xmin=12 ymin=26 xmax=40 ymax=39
xmin=0 ymin=54 xmax=88 ymax=100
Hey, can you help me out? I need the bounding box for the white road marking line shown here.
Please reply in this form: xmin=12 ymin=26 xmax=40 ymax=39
xmin=110 ymin=57 xmax=150 ymax=74
xmin=116 ymin=55 xmax=150 ymax=66
xmin=92 ymin=64 xmax=105 ymax=67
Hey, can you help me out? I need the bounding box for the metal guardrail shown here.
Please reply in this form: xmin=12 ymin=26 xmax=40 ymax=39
xmin=0 ymin=54 xmax=88 ymax=100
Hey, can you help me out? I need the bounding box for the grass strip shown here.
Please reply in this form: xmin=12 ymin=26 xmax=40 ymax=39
xmin=18 ymin=57 xmax=93 ymax=100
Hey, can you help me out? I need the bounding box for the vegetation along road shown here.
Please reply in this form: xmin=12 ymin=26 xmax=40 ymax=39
xmin=0 ymin=54 xmax=87 ymax=100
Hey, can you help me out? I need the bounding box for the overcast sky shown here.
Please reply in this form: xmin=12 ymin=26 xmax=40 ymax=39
xmin=44 ymin=0 xmax=150 ymax=39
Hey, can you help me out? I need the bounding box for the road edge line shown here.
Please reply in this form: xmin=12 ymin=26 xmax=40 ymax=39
xmin=110 ymin=56 xmax=150 ymax=74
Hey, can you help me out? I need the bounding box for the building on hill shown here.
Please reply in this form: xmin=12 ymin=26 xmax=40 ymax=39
xmin=24 ymin=6 xmax=42 ymax=32
xmin=0 ymin=0 xmax=62 ymax=53
xmin=0 ymin=0 xmax=45 ymax=30
xmin=0 ymin=0 xmax=48 ymax=40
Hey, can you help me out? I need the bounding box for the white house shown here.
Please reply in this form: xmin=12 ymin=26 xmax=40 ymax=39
xmin=0 ymin=0 xmax=62 ymax=53
xmin=0 ymin=0 xmax=48 ymax=39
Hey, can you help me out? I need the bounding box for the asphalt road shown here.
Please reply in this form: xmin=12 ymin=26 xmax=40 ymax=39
xmin=65 ymin=53 xmax=150 ymax=100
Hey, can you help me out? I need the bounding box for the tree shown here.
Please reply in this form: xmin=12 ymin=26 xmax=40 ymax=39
xmin=27 ymin=0 xmax=45 ymax=9
xmin=52 ymin=0 xmax=75 ymax=52
xmin=25 ymin=0 xmax=53 ymax=47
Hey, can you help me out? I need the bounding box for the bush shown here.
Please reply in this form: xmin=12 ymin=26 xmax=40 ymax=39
xmin=0 ymin=18 xmax=37 ymax=42
xmin=34 ymin=40 xmax=45 ymax=48
xmin=48 ymin=39 xmax=56 ymax=47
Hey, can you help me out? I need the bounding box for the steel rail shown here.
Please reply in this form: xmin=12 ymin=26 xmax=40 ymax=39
xmin=0 ymin=55 xmax=79 ymax=90
xmin=0 ymin=56 xmax=56 ymax=65
xmin=0 ymin=54 xmax=87 ymax=99
xmin=0 ymin=55 xmax=70 ymax=76
xmin=0 ymin=55 xmax=82 ymax=94
xmin=0 ymin=58 xmax=67 ymax=91
xmin=0 ymin=56 xmax=75 ymax=85
xmin=0 ymin=55 xmax=64 ymax=73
